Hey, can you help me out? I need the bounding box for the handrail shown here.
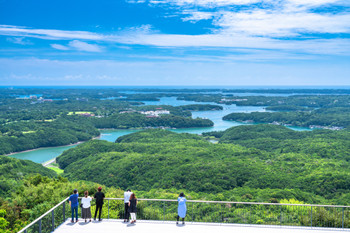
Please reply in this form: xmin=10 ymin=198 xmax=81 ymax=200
xmin=18 ymin=196 xmax=350 ymax=232
xmin=101 ymin=197 xmax=350 ymax=208
xmin=17 ymin=197 xmax=69 ymax=233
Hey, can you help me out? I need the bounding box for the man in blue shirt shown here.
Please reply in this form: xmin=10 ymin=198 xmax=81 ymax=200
xmin=69 ymin=189 xmax=79 ymax=222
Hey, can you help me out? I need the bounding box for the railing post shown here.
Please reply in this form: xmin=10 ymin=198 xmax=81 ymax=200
xmin=52 ymin=210 xmax=55 ymax=231
xmin=63 ymin=202 xmax=66 ymax=222
xmin=311 ymin=206 xmax=313 ymax=227
xmin=38 ymin=219 xmax=42 ymax=233
xmin=192 ymin=202 xmax=194 ymax=223
xmin=220 ymin=203 xmax=222 ymax=223
xmin=342 ymin=207 xmax=345 ymax=229
xmin=108 ymin=200 xmax=110 ymax=219
xmin=163 ymin=201 xmax=165 ymax=221
xmin=232 ymin=204 xmax=234 ymax=224
xmin=249 ymin=204 xmax=251 ymax=224
xmin=280 ymin=205 xmax=282 ymax=225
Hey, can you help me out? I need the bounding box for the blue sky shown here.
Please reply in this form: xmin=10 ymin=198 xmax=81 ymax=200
xmin=0 ymin=0 xmax=349 ymax=86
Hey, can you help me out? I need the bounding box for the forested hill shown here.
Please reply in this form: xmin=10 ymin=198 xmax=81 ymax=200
xmin=89 ymin=113 xmax=213 ymax=129
xmin=56 ymin=130 xmax=206 ymax=169
xmin=115 ymin=128 xmax=204 ymax=143
xmin=0 ymin=118 xmax=100 ymax=155
xmin=57 ymin=129 xmax=350 ymax=201
xmin=3 ymin=126 xmax=350 ymax=232
xmin=0 ymin=111 xmax=213 ymax=155
xmin=223 ymin=108 xmax=350 ymax=129
xmin=0 ymin=156 xmax=56 ymax=196
xmin=204 ymin=124 xmax=350 ymax=158
xmin=58 ymin=130 xmax=264 ymax=192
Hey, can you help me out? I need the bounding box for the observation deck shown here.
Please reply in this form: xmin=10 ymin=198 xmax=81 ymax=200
xmin=18 ymin=198 xmax=350 ymax=233
xmin=55 ymin=219 xmax=347 ymax=233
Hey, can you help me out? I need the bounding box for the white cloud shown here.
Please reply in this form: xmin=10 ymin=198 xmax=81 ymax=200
xmin=182 ymin=10 xmax=215 ymax=22
xmin=128 ymin=50 xmax=316 ymax=62
xmin=0 ymin=23 xmax=350 ymax=54
xmin=6 ymin=37 xmax=32 ymax=45
xmin=64 ymin=74 xmax=84 ymax=80
xmin=114 ymin=32 xmax=350 ymax=55
xmin=147 ymin=0 xmax=349 ymax=7
xmin=120 ymin=24 xmax=154 ymax=34
xmin=1 ymin=0 xmax=350 ymax=58
xmin=50 ymin=40 xmax=103 ymax=52
xmin=215 ymin=10 xmax=350 ymax=37
xmin=51 ymin=44 xmax=70 ymax=50
xmin=171 ymin=0 xmax=350 ymax=36
xmin=143 ymin=0 xmax=350 ymax=36
xmin=287 ymin=0 xmax=344 ymax=7
xmin=149 ymin=0 xmax=261 ymax=7
xmin=0 ymin=24 xmax=152 ymax=43
xmin=68 ymin=40 xmax=103 ymax=52
xmin=1 ymin=24 xmax=350 ymax=55
xmin=0 ymin=25 xmax=103 ymax=40
xmin=126 ymin=0 xmax=146 ymax=3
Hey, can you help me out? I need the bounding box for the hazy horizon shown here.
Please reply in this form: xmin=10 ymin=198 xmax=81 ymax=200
xmin=2 ymin=85 xmax=350 ymax=90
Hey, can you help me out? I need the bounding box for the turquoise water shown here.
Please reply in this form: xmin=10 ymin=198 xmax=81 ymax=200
xmin=99 ymin=129 xmax=141 ymax=143
xmin=17 ymin=94 xmax=43 ymax=98
xmin=9 ymin=97 xmax=310 ymax=163
xmin=286 ymin=126 xmax=312 ymax=131
xmin=9 ymin=145 xmax=77 ymax=164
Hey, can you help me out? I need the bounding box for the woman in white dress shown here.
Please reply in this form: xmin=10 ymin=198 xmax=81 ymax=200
xmin=81 ymin=191 xmax=93 ymax=222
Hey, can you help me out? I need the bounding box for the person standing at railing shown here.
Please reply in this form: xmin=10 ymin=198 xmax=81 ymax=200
xmin=69 ymin=189 xmax=79 ymax=223
xmin=94 ymin=187 xmax=105 ymax=221
xmin=124 ymin=189 xmax=132 ymax=222
xmin=177 ymin=192 xmax=186 ymax=225
xmin=82 ymin=191 xmax=93 ymax=222
xmin=128 ymin=193 xmax=138 ymax=224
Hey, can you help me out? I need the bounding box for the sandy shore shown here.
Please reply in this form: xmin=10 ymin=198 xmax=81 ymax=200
xmin=42 ymin=158 xmax=56 ymax=167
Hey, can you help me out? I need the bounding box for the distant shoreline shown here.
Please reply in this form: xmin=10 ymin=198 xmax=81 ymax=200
xmin=5 ymin=125 xmax=213 ymax=158
xmin=4 ymin=136 xmax=101 ymax=158
xmin=2 ymin=85 xmax=350 ymax=89
xmin=4 ymin=125 xmax=215 ymax=158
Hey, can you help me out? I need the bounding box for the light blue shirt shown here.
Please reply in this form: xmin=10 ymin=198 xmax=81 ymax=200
xmin=178 ymin=197 xmax=187 ymax=218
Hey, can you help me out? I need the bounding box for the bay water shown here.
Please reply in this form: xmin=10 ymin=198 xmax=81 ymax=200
xmin=9 ymin=97 xmax=310 ymax=163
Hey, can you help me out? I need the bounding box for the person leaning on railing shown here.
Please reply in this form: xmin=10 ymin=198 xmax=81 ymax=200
xmin=128 ymin=193 xmax=138 ymax=224
xmin=81 ymin=191 xmax=93 ymax=222
xmin=177 ymin=192 xmax=187 ymax=225
xmin=94 ymin=187 xmax=105 ymax=221
xmin=124 ymin=189 xmax=132 ymax=222
xmin=69 ymin=189 xmax=79 ymax=223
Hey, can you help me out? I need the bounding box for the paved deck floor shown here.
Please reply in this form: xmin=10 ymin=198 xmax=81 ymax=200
xmin=54 ymin=219 xmax=349 ymax=233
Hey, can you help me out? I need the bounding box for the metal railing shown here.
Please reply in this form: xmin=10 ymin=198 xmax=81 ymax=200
xmin=18 ymin=197 xmax=69 ymax=233
xmin=18 ymin=197 xmax=350 ymax=232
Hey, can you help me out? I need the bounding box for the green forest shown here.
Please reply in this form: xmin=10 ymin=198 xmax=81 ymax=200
xmin=2 ymin=127 xmax=350 ymax=232
xmin=178 ymin=94 xmax=350 ymax=108
xmin=1 ymin=88 xmax=350 ymax=232
xmin=56 ymin=128 xmax=350 ymax=201
xmin=0 ymin=89 xmax=217 ymax=155
xmin=223 ymin=108 xmax=350 ymax=128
